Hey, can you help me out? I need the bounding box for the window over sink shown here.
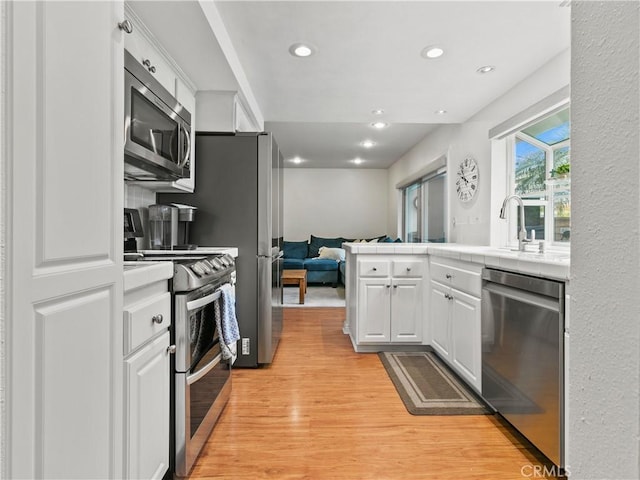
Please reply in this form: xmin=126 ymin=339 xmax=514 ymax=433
xmin=507 ymin=107 xmax=571 ymax=246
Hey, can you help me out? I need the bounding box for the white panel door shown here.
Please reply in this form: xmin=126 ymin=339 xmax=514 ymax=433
xmin=125 ymin=332 xmax=170 ymax=480
xmin=451 ymin=289 xmax=481 ymax=391
xmin=358 ymin=279 xmax=390 ymax=343
xmin=390 ymin=278 xmax=423 ymax=343
xmin=6 ymin=1 xmax=124 ymax=478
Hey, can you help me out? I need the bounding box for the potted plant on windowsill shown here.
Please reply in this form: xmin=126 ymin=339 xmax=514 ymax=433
xmin=549 ymin=163 xmax=570 ymax=179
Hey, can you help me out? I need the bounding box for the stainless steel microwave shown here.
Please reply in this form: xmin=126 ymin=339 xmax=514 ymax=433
xmin=124 ymin=50 xmax=191 ymax=181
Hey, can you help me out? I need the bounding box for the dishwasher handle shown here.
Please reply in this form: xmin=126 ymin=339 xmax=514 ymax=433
xmin=482 ymin=282 xmax=562 ymax=314
xmin=482 ymin=268 xmax=564 ymax=300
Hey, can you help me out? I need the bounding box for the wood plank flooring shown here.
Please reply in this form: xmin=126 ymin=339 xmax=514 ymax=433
xmin=190 ymin=307 xmax=558 ymax=479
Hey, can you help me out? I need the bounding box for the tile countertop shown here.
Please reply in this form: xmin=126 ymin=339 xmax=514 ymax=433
xmin=342 ymin=242 xmax=570 ymax=281
xmin=123 ymin=261 xmax=174 ymax=292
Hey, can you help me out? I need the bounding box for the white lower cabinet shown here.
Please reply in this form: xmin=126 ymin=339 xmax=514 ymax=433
xmin=350 ymin=256 xmax=426 ymax=349
xmin=125 ymin=332 xmax=171 ymax=480
xmin=430 ymin=281 xmax=451 ymax=358
xmin=124 ymin=276 xmax=172 ymax=479
xmin=429 ymin=258 xmax=482 ymax=392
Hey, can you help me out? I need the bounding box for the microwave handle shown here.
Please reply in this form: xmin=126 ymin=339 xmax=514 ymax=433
xmin=179 ymin=124 xmax=191 ymax=168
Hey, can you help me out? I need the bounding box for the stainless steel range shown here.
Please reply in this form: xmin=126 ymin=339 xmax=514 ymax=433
xmin=141 ymin=252 xmax=237 ymax=478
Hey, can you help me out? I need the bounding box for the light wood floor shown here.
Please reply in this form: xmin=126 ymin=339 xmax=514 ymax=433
xmin=190 ymin=307 xmax=558 ymax=479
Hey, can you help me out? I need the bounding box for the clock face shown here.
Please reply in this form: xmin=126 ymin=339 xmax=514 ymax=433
xmin=456 ymin=157 xmax=479 ymax=202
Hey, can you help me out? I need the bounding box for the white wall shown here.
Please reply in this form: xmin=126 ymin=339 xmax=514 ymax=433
xmin=569 ymin=2 xmax=639 ymax=478
xmin=283 ymin=168 xmax=388 ymax=241
xmin=387 ymin=49 xmax=571 ymax=245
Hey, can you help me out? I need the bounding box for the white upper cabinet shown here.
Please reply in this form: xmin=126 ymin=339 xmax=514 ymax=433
xmin=123 ymin=15 xmax=176 ymax=94
xmin=196 ymin=90 xmax=261 ymax=133
xmin=5 ymin=1 xmax=124 ymax=477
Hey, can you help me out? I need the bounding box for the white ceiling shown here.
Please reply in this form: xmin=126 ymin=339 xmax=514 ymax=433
xmin=130 ymin=1 xmax=571 ymax=169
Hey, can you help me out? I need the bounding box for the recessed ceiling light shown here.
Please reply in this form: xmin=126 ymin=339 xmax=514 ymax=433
xmin=370 ymin=121 xmax=388 ymax=129
xmin=290 ymin=156 xmax=303 ymax=164
xmin=353 ymin=158 xmax=364 ymax=165
xmin=289 ymin=43 xmax=315 ymax=58
xmin=421 ymin=46 xmax=444 ymax=59
xmin=476 ymin=65 xmax=496 ymax=74
xmin=371 ymin=109 xmax=385 ymax=115
xmin=435 ymin=109 xmax=447 ymax=115
xmin=360 ymin=140 xmax=376 ymax=148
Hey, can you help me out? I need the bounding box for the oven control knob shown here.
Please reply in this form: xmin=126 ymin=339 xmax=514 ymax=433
xmin=211 ymin=259 xmax=222 ymax=269
xmin=199 ymin=261 xmax=212 ymax=274
xmin=190 ymin=264 xmax=205 ymax=276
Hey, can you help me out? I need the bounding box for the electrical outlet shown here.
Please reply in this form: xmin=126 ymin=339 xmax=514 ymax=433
xmin=241 ymin=338 xmax=250 ymax=355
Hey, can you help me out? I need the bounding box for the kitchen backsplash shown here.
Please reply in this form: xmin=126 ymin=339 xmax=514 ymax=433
xmin=124 ymin=184 xmax=156 ymax=250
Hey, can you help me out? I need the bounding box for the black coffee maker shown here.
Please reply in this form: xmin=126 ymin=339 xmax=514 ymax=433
xmin=148 ymin=203 xmax=197 ymax=250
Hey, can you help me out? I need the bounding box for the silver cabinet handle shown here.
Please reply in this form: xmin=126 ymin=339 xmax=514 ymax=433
xmin=372 ymin=267 xmax=377 ymax=271
xmin=152 ymin=314 xmax=164 ymax=324
xmin=142 ymin=59 xmax=156 ymax=74
xmin=406 ymin=267 xmax=411 ymax=272
xmin=386 ymin=284 xmax=391 ymax=288
xmin=118 ymin=20 xmax=133 ymax=34
xmin=167 ymin=345 xmax=176 ymax=354
xmin=445 ymin=273 xmax=453 ymax=279
xmin=393 ymin=285 xmax=398 ymax=288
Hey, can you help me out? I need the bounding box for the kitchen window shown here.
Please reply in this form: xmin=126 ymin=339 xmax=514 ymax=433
xmin=506 ymin=108 xmax=570 ymax=246
xmin=402 ymin=168 xmax=447 ymax=243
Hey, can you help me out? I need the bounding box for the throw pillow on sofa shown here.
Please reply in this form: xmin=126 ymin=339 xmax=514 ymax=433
xmin=308 ymin=235 xmax=345 ymax=258
xmin=318 ymin=246 xmax=346 ymax=262
xmin=283 ymin=240 xmax=309 ymax=259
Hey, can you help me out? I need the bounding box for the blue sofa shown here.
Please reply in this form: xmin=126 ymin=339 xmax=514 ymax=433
xmin=283 ymin=236 xmax=345 ymax=287
xmin=283 ymin=235 xmax=400 ymax=286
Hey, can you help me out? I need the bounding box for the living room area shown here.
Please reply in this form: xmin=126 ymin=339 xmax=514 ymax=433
xmin=280 ymin=167 xmax=390 ymax=307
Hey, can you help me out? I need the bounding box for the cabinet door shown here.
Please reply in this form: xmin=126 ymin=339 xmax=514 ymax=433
xmin=6 ymin=2 xmax=124 ymax=478
xmin=125 ymin=332 xmax=170 ymax=480
xmin=430 ymin=281 xmax=451 ymax=360
xmin=451 ymin=289 xmax=482 ymax=391
xmin=391 ymin=278 xmax=423 ymax=343
xmin=124 ymin=15 xmax=176 ymax=94
xmin=358 ymin=278 xmax=391 ymax=343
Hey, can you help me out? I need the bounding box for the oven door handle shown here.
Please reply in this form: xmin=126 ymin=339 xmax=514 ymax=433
xmin=186 ymin=290 xmax=221 ymax=312
xmin=187 ymin=352 xmax=223 ymax=385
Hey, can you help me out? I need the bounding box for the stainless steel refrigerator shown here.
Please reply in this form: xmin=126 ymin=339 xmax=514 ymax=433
xmin=159 ymin=132 xmax=283 ymax=367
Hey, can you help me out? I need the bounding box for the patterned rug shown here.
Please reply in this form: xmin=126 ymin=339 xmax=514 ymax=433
xmin=378 ymin=351 xmax=491 ymax=415
xmin=282 ymin=285 xmax=346 ymax=307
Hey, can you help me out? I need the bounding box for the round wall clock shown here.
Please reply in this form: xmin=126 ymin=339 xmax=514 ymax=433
xmin=456 ymin=156 xmax=479 ymax=202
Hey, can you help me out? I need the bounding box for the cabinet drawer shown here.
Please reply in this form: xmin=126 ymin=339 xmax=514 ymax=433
xmin=358 ymin=260 xmax=390 ymax=277
xmin=124 ymin=292 xmax=171 ymax=355
xmin=392 ymin=259 xmax=424 ymax=277
xmin=430 ymin=259 xmax=481 ymax=297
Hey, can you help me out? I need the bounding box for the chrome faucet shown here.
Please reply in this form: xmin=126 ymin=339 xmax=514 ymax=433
xmin=499 ymin=194 xmax=531 ymax=251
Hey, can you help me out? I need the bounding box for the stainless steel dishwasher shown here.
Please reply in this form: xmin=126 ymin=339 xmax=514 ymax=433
xmin=481 ymin=268 xmax=564 ymax=467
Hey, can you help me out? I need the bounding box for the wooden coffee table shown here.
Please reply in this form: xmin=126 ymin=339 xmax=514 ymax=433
xmin=282 ymin=269 xmax=307 ymax=304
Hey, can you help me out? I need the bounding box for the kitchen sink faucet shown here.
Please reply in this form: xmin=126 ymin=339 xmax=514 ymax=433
xmin=499 ymin=194 xmax=532 ymax=251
